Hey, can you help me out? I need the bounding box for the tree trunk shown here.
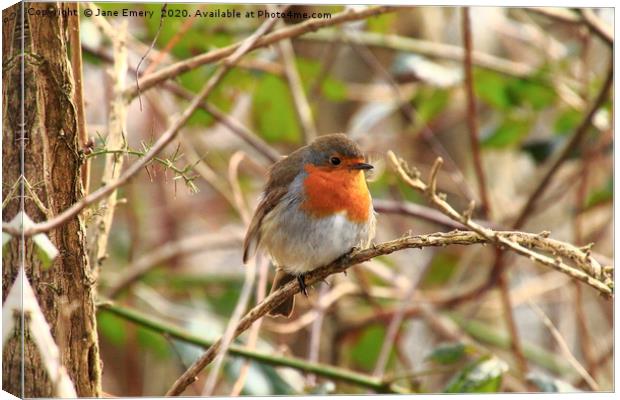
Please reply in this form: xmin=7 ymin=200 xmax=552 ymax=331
xmin=2 ymin=2 xmax=101 ymax=397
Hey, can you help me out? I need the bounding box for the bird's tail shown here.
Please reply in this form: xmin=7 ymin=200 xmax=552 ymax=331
xmin=268 ymin=269 xmax=295 ymax=318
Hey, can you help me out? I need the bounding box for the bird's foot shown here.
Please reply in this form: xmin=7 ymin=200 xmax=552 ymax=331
xmin=340 ymin=246 xmax=359 ymax=276
xmin=297 ymin=274 xmax=308 ymax=297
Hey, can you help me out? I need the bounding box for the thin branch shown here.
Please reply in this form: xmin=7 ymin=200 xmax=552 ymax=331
xmin=67 ymin=2 xmax=89 ymax=193
xmin=202 ymin=249 xmax=256 ymax=396
xmin=89 ymin=20 xmax=129 ymax=268
xmin=86 ymin=148 xmax=199 ymax=193
xmin=123 ymin=6 xmax=400 ymax=99
xmin=135 ymin=4 xmax=167 ymax=111
xmin=301 ymin=29 xmax=535 ymax=78
xmin=513 ymin=64 xmax=613 ymax=229
xmin=372 ymin=261 xmax=429 ymax=378
xmin=388 ymin=152 xmax=611 ymax=295
xmin=461 ymin=7 xmax=491 ymax=217
xmin=106 ymin=233 xmax=241 ymax=299
xmin=97 ymin=303 xmax=407 ymax=394
xmin=266 ymin=282 xmax=358 ymax=334
xmin=577 ymin=9 xmax=613 ymax=48
xmin=526 ymin=7 xmax=581 ymax=24
xmin=227 ymin=151 xmax=252 ymax=224
xmin=346 ymin=33 xmax=477 ymax=202
xmin=497 ymin=272 xmax=528 ymax=377
xmin=527 ymin=301 xmax=599 ymax=390
xmin=374 ymin=198 xmax=464 ymax=229
xmin=276 ymin=34 xmax=318 ymax=143
xmin=164 ymin=82 xmax=280 ymax=163
xmin=3 ymin=6 xmax=280 ymax=238
xmin=230 ymin=258 xmax=269 ymax=396
xmin=448 ymin=313 xmax=571 ymax=375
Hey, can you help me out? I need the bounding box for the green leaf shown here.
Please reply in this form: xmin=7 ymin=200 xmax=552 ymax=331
xmin=137 ymin=326 xmax=170 ymax=359
xmin=521 ymin=139 xmax=558 ymax=164
xmin=412 ymin=88 xmax=450 ymax=123
xmin=351 ymin=325 xmax=387 ymax=371
xmin=252 ymin=75 xmax=301 ymax=143
xmin=474 ymin=70 xmax=511 ymax=110
xmin=584 ymin=177 xmax=613 ymax=209
xmin=482 ymin=118 xmax=532 ymax=148
xmin=474 ymin=70 xmax=555 ymax=111
xmin=444 ymin=355 xmax=508 ymax=393
xmin=421 ymin=252 xmax=459 ymax=287
xmin=554 ymin=109 xmax=582 ymax=136
xmin=506 ymin=77 xmax=556 ymax=110
xmin=97 ymin=312 xmax=127 ymax=346
xmin=367 ymin=13 xmax=397 ymax=33
xmin=321 ymin=76 xmax=347 ymax=102
xmin=426 ymin=342 xmax=473 ymax=365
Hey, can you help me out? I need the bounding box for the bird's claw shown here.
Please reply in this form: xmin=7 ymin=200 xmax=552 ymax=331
xmin=297 ymin=274 xmax=308 ymax=297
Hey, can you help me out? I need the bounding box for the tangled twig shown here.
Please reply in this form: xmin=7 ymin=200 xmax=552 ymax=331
xmin=387 ymin=151 xmax=613 ymax=296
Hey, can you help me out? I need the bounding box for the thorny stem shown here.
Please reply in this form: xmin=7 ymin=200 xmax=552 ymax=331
xmin=87 ymin=148 xmax=199 ymax=194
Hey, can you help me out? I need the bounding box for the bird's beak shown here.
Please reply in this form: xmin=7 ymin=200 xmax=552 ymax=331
xmin=350 ymin=162 xmax=373 ymax=170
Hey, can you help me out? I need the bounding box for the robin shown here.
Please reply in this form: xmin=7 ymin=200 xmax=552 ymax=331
xmin=243 ymin=133 xmax=376 ymax=317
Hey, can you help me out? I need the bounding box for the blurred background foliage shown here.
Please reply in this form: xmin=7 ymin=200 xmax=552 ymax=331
xmin=81 ymin=4 xmax=613 ymax=396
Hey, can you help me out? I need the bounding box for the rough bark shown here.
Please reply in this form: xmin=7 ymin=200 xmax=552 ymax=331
xmin=2 ymin=2 xmax=101 ymax=397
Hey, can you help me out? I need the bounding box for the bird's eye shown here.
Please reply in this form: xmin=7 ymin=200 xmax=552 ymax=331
xmin=330 ymin=157 xmax=341 ymax=166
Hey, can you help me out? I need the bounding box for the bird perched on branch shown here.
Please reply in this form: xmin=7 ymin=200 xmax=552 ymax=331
xmin=243 ymin=133 xmax=376 ymax=317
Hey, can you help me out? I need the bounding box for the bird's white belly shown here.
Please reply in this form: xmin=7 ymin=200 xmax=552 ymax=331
xmin=260 ymin=204 xmax=374 ymax=275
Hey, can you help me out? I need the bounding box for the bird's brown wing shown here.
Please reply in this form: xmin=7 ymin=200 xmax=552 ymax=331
xmin=242 ymin=186 xmax=287 ymax=263
xmin=243 ymin=149 xmax=305 ymax=263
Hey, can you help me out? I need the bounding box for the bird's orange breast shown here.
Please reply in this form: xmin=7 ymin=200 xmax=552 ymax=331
xmin=300 ymin=164 xmax=371 ymax=223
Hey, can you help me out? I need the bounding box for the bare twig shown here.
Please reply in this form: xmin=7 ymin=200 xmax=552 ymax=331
xmin=302 ymin=29 xmax=535 ymax=78
xmin=578 ymin=9 xmax=613 ymax=48
xmin=135 ymin=4 xmax=167 ymax=110
xmin=202 ymin=252 xmax=257 ymax=396
xmin=374 ymin=198 xmax=493 ymax=230
xmin=526 ymin=7 xmax=581 ymax=24
xmin=463 ymin=8 xmax=527 ymax=377
xmin=346 ymin=32 xmax=477 ymax=202
xmin=142 ymin=5 xmax=198 ymax=75
xmin=372 ymin=260 xmax=429 ymax=377
xmin=527 ymin=301 xmax=599 ymax=390
xmin=107 ymin=233 xmax=242 ymax=299
xmin=461 ymin=7 xmax=491 ymax=217
xmin=124 ymin=6 xmax=399 ymax=99
xmin=273 ymin=13 xmax=317 ymax=143
xmin=266 ymin=282 xmax=358 ymax=334
xmin=445 ymin=61 xmax=614 ymax=308
xmin=67 ymin=2 xmax=89 ymax=193
xmin=165 ymin=83 xmax=280 ymax=163
xmin=227 ymin=151 xmax=252 ymax=224
xmin=279 ymin=37 xmax=318 ymax=142
xmin=230 ymin=258 xmax=269 ymax=396
xmin=388 ymin=152 xmax=611 ymax=295
xmin=513 ymin=64 xmax=613 ymax=229
xmin=90 ymin=20 xmax=129 ymax=268
xmin=497 ymin=272 xmax=528 ymax=377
